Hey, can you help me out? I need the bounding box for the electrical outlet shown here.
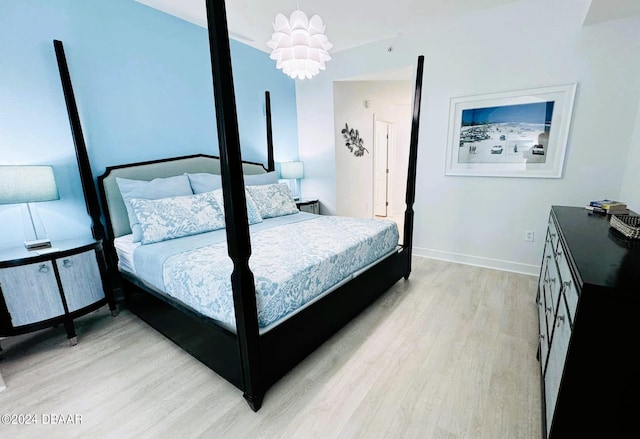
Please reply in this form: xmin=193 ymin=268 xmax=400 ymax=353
xmin=525 ymin=230 xmax=535 ymax=242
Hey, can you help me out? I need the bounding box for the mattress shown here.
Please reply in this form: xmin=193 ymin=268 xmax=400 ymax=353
xmin=126 ymin=212 xmax=399 ymax=331
xmin=113 ymin=234 xmax=140 ymax=273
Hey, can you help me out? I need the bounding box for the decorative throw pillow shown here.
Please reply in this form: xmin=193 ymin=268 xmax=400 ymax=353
xmin=129 ymin=191 xmax=225 ymax=244
xmin=211 ymin=188 xmax=263 ymax=225
xmin=116 ymin=175 xmax=193 ymax=242
xmin=186 ymin=173 xmax=222 ymax=194
xmin=244 ymin=171 xmax=278 ymax=186
xmin=246 ymin=183 xmax=299 ymax=219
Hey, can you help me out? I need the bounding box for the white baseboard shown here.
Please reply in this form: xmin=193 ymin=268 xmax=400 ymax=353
xmin=412 ymin=246 xmax=540 ymax=277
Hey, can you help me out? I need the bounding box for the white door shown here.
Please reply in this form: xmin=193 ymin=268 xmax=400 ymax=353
xmin=374 ymin=120 xmax=391 ymax=217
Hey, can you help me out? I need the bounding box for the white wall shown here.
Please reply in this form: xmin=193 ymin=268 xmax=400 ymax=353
xmin=620 ymin=101 xmax=640 ymax=210
xmin=297 ymin=0 xmax=640 ymax=275
xmin=333 ymin=81 xmax=412 ymax=218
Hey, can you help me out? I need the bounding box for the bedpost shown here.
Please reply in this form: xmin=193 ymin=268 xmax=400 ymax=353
xmin=265 ymin=91 xmax=275 ymax=172
xmin=53 ymin=40 xmax=105 ymax=243
xmin=205 ymin=0 xmax=264 ymax=411
xmin=53 ymin=39 xmax=118 ymax=314
xmin=403 ymin=55 xmax=424 ymax=280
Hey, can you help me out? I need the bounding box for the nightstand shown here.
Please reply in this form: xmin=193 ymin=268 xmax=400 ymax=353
xmin=0 ymin=238 xmax=116 ymax=346
xmin=296 ymin=198 xmax=319 ymax=214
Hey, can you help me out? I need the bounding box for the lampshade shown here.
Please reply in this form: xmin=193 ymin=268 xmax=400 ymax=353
xmin=267 ymin=10 xmax=333 ymax=80
xmin=278 ymin=161 xmax=304 ymax=180
xmin=0 ymin=166 xmax=59 ymax=204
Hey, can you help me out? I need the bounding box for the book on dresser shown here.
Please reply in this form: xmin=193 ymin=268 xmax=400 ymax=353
xmin=585 ymin=199 xmax=629 ymax=215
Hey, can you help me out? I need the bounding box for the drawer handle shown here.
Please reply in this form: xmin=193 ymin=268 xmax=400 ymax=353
xmin=555 ymin=250 xmax=563 ymax=257
xmin=62 ymin=259 xmax=73 ymax=268
xmin=38 ymin=264 xmax=49 ymax=273
xmin=551 ymin=233 xmax=557 ymax=238
xmin=557 ymin=314 xmax=565 ymax=326
xmin=562 ymin=280 xmax=572 ymax=291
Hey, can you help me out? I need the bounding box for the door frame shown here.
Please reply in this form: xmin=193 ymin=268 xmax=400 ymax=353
xmin=373 ymin=116 xmax=394 ymax=218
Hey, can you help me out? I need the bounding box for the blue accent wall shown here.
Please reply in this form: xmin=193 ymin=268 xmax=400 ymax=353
xmin=0 ymin=0 xmax=298 ymax=248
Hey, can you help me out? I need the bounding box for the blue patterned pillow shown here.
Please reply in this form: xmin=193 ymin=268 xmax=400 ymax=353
xmin=116 ymin=175 xmax=193 ymax=242
xmin=211 ymin=188 xmax=263 ymax=225
xmin=129 ymin=191 xmax=225 ymax=244
xmin=246 ymin=183 xmax=299 ymax=219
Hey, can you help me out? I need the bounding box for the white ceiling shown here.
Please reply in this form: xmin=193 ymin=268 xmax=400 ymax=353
xmin=135 ymin=0 xmax=640 ymax=54
xmin=135 ymin=0 xmax=521 ymax=53
xmin=584 ymin=0 xmax=640 ymax=25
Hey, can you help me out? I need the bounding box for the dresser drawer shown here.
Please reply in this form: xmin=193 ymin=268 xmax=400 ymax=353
xmin=548 ymin=216 xmax=560 ymax=253
xmin=545 ymin=256 xmax=561 ymax=335
xmin=554 ymin=242 xmax=572 ymax=286
xmin=554 ymin=246 xmax=578 ymax=325
xmin=544 ymin=297 xmax=571 ymax=437
xmin=537 ymin=287 xmax=550 ymax=370
xmin=562 ymin=279 xmax=578 ymax=326
xmin=539 ymin=239 xmax=553 ymax=296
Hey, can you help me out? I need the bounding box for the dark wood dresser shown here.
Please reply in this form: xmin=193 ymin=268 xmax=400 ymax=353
xmin=537 ymin=205 xmax=639 ymax=438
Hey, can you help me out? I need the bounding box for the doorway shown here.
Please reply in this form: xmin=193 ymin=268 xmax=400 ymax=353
xmin=374 ymin=119 xmax=392 ymax=218
xmin=331 ymin=76 xmax=412 ymax=229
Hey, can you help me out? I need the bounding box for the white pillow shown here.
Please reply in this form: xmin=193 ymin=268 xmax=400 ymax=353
xmin=129 ymin=192 xmax=225 ymax=244
xmin=211 ymin=188 xmax=263 ymax=225
xmin=187 ymin=171 xmax=277 ymax=193
xmin=246 ymin=183 xmax=299 ymax=219
xmin=116 ymin=175 xmax=193 ymax=242
xmin=187 ymin=173 xmax=222 ymax=194
xmin=245 ymin=171 xmax=278 ymax=186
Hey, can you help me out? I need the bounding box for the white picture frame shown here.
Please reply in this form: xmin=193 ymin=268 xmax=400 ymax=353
xmin=445 ymin=83 xmax=577 ymax=178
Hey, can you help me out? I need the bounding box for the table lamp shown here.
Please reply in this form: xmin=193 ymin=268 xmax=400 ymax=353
xmin=278 ymin=161 xmax=304 ymax=200
xmin=0 ymin=165 xmax=59 ymax=250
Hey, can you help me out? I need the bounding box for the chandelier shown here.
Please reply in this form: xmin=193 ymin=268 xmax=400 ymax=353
xmin=267 ymin=10 xmax=333 ymax=80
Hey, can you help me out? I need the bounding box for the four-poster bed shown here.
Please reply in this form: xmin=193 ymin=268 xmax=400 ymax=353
xmin=53 ymin=0 xmax=424 ymax=412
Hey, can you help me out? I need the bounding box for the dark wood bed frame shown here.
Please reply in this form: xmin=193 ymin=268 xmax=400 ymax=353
xmin=53 ymin=0 xmax=424 ymax=411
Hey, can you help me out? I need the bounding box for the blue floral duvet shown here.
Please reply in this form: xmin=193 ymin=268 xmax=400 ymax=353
xmin=132 ymin=212 xmax=399 ymax=331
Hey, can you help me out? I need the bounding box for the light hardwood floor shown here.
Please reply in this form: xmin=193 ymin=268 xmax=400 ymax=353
xmin=0 ymin=257 xmax=541 ymax=439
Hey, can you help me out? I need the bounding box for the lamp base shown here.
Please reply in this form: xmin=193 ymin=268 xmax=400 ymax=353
xmin=24 ymin=238 xmax=52 ymax=251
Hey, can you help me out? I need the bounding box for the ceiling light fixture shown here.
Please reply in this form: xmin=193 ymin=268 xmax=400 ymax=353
xmin=267 ymin=10 xmax=333 ymax=80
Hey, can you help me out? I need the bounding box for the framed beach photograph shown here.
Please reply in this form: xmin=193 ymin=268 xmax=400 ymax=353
xmin=445 ymin=83 xmax=577 ymax=178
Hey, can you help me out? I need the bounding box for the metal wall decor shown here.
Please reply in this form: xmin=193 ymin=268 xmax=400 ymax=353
xmin=341 ymin=123 xmax=369 ymax=157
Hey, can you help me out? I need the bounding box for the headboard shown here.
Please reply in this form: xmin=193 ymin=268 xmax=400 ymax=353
xmin=98 ymin=153 xmax=268 ymax=239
